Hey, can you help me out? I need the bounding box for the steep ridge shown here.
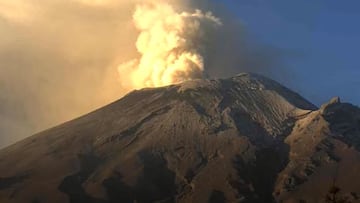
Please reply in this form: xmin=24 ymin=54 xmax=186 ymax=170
xmin=0 ymin=73 xmax=358 ymax=203
xmin=276 ymin=97 xmax=360 ymax=202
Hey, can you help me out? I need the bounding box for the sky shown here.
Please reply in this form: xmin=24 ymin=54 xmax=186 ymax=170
xmin=222 ymin=0 xmax=360 ymax=105
xmin=0 ymin=0 xmax=359 ymax=148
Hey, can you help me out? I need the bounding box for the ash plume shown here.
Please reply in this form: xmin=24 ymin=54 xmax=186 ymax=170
xmin=118 ymin=2 xmax=222 ymax=89
xmin=0 ymin=0 xmax=284 ymax=148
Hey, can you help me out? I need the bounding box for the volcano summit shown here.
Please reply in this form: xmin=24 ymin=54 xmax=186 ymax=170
xmin=0 ymin=73 xmax=359 ymax=203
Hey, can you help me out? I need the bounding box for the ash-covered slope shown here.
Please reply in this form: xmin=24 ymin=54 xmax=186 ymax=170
xmin=0 ymin=73 xmax=359 ymax=203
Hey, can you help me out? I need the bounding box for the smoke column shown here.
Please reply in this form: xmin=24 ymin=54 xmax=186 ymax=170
xmin=118 ymin=2 xmax=222 ymax=89
xmin=0 ymin=0 xmax=284 ymax=148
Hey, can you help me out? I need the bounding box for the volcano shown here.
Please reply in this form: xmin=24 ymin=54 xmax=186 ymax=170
xmin=0 ymin=73 xmax=359 ymax=203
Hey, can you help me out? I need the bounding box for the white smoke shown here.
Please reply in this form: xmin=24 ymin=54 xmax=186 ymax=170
xmin=118 ymin=2 xmax=222 ymax=89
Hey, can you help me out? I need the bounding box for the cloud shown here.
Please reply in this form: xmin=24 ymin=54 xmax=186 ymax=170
xmin=0 ymin=0 xmax=137 ymax=147
xmin=0 ymin=1 xmax=39 ymax=23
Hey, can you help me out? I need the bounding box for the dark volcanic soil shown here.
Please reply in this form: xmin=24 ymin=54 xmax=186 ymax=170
xmin=0 ymin=73 xmax=359 ymax=203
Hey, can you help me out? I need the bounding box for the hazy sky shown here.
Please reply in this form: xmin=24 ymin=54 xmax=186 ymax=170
xmin=0 ymin=0 xmax=359 ymax=148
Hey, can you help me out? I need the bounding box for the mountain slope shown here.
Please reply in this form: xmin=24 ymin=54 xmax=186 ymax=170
xmin=0 ymin=73 xmax=359 ymax=203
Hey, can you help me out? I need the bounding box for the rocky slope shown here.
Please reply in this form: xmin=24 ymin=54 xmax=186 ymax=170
xmin=0 ymin=73 xmax=359 ymax=203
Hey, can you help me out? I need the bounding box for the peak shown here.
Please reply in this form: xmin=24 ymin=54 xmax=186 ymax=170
xmin=176 ymin=72 xmax=282 ymax=93
xmin=129 ymin=73 xmax=317 ymax=113
xmin=177 ymin=78 xmax=218 ymax=93
xmin=329 ymin=96 xmax=341 ymax=104
xmin=235 ymin=72 xmax=256 ymax=78
xmin=320 ymin=96 xmax=341 ymax=114
xmin=234 ymin=72 xmax=275 ymax=80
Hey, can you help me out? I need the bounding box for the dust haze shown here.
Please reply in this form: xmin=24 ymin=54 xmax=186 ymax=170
xmin=0 ymin=0 xmax=285 ymax=148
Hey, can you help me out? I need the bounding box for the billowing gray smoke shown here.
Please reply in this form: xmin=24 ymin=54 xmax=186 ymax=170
xmin=0 ymin=0 xmax=284 ymax=148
